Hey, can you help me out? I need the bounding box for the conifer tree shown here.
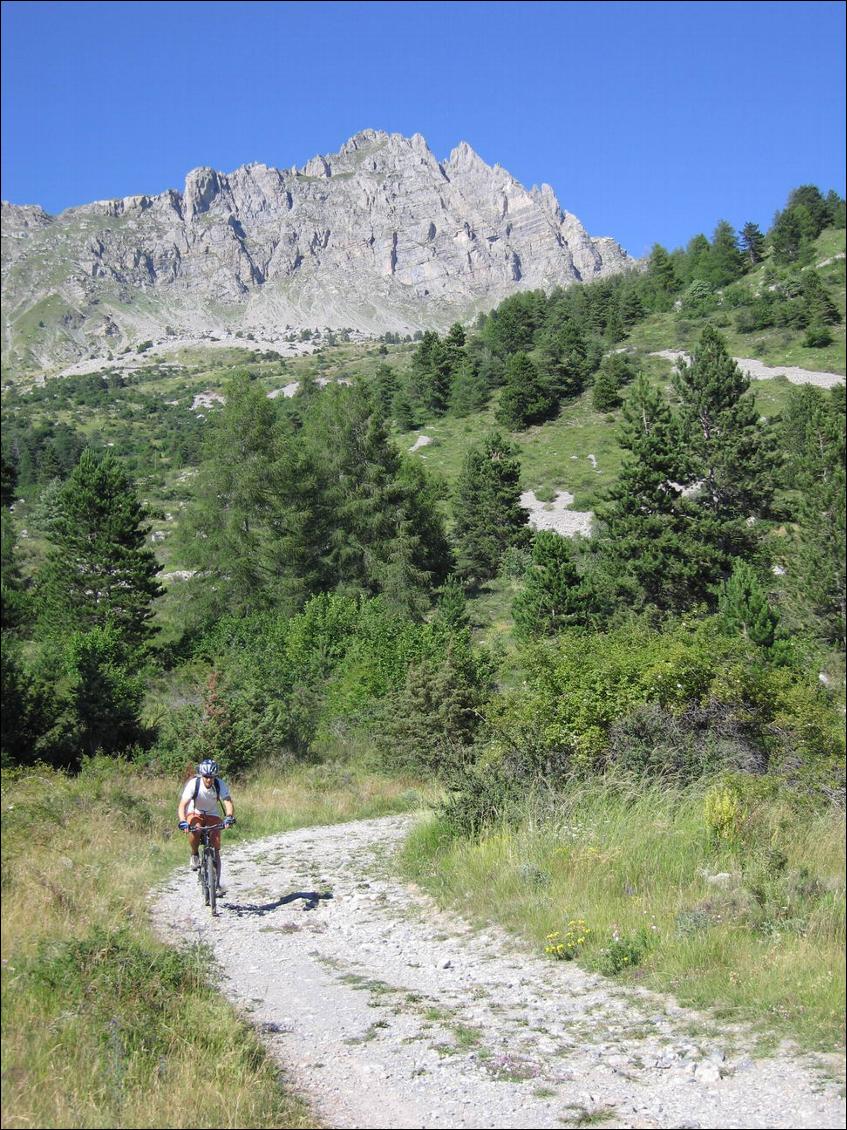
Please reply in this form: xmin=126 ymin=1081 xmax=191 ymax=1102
xmin=704 ymin=220 xmax=745 ymax=286
xmin=672 ymin=326 xmax=775 ymax=521
xmin=592 ymin=366 xmax=623 ymax=412
xmin=786 ymin=186 xmax=831 ymax=238
xmin=372 ymin=362 xmax=399 ymax=419
xmin=305 ymin=387 xmax=452 ymax=614
xmin=771 ymin=208 xmax=808 ymax=264
xmin=435 ymin=574 xmax=471 ymax=632
xmin=596 ymin=376 xmax=725 ymax=609
xmin=789 ymin=386 xmax=846 ymax=647
xmin=449 ymin=357 xmax=490 ymax=416
xmin=592 ymin=352 xmax=638 ymax=412
xmin=513 ymin=531 xmax=587 ymax=638
xmin=496 ymin=352 xmax=555 ymax=429
xmin=740 ymin=222 xmax=766 ymax=266
xmin=684 ymin=233 xmax=712 ymax=282
xmin=800 ymin=270 xmax=841 ymax=327
xmin=719 ymin=559 xmax=779 ymax=647
xmin=36 ymin=449 xmax=162 ymax=649
xmin=537 ymin=321 xmax=591 ymax=401
xmin=443 ymin=322 xmax=467 ymax=378
xmin=646 ymin=244 xmax=680 ymax=309
xmin=453 ymin=432 xmax=528 ymax=584
xmin=178 ymin=372 xmax=293 ymax=617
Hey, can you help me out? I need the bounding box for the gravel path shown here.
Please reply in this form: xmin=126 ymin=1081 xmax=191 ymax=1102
xmin=151 ymin=815 xmax=845 ymax=1130
xmin=650 ymin=351 xmax=845 ymax=389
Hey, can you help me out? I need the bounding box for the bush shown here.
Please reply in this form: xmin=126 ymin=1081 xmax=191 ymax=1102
xmin=594 ymin=927 xmax=652 ymax=975
xmin=439 ymin=760 xmax=527 ymax=837
xmin=803 ymin=324 xmax=834 ymax=348
xmin=478 ymin=615 xmax=844 ymax=790
xmin=606 ymin=701 xmax=765 ymax=781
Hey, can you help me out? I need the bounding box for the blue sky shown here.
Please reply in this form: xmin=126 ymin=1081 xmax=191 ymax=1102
xmin=2 ymin=0 xmax=844 ymax=257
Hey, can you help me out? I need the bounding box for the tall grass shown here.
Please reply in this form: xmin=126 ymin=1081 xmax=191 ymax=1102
xmin=2 ymin=758 xmax=433 ymax=1128
xmin=401 ymin=777 xmax=846 ymax=1053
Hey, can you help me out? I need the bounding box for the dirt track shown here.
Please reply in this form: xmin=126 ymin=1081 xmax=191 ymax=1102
xmin=151 ymin=815 xmax=845 ymax=1130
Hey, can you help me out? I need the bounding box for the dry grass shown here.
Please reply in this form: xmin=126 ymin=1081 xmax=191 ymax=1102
xmin=1 ymin=757 xmax=431 ymax=1128
xmin=402 ymin=778 xmax=846 ymax=1053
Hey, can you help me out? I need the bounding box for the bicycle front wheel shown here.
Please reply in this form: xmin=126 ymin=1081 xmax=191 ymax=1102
xmin=200 ymin=847 xmax=210 ymax=906
xmin=206 ymin=851 xmax=217 ymax=915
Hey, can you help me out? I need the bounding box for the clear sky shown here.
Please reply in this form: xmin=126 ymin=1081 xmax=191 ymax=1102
xmin=2 ymin=0 xmax=844 ymax=257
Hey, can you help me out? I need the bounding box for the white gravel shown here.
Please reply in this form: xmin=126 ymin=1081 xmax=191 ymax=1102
xmin=650 ymin=351 xmax=845 ymax=390
xmin=151 ymin=815 xmax=845 ymax=1130
xmin=520 ymin=490 xmax=594 ymax=538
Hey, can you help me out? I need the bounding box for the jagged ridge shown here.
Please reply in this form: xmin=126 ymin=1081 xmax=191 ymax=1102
xmin=1 ymin=129 xmax=631 ymax=371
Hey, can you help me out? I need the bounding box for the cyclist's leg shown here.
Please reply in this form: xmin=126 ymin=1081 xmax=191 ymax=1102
xmin=188 ymin=820 xmax=202 ymax=868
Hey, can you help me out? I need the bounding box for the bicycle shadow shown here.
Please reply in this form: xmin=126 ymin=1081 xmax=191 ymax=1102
xmin=221 ymin=890 xmax=333 ymax=917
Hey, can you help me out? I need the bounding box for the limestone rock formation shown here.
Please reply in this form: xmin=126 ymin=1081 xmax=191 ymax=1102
xmin=1 ymin=129 xmax=631 ymax=371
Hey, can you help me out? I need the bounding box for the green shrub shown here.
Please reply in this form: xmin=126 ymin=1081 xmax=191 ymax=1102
xmin=803 ymin=324 xmax=834 ymax=347
xmin=594 ymin=927 xmax=652 ymax=975
xmin=478 ymin=615 xmax=844 ymax=789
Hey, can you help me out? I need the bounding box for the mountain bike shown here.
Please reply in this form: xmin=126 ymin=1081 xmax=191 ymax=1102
xmin=192 ymin=819 xmax=227 ymax=916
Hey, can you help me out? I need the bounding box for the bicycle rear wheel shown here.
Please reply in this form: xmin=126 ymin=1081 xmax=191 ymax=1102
xmin=206 ymin=850 xmax=217 ymax=915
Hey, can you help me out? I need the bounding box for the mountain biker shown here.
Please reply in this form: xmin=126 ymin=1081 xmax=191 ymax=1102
xmin=177 ymin=759 xmax=235 ymax=894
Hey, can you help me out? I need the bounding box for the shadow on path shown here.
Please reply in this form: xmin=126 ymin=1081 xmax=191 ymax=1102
xmin=222 ymin=890 xmax=334 ymax=917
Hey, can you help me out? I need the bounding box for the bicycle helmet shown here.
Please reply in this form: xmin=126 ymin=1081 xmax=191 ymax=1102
xmin=197 ymin=759 xmax=220 ymax=777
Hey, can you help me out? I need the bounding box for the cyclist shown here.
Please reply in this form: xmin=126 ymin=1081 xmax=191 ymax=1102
xmin=177 ymin=759 xmax=235 ymax=895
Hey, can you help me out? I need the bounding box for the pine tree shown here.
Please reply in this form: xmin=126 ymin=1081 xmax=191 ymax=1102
xmin=719 ymin=559 xmax=779 ymax=647
xmin=672 ymin=326 xmax=775 ymax=521
xmin=537 ymin=321 xmax=591 ymax=401
xmin=800 ymin=270 xmax=840 ymax=327
xmin=378 ymin=642 xmax=487 ymax=774
xmin=304 ymin=387 xmax=452 ymax=613
xmin=372 ymin=362 xmax=399 ymax=419
xmin=596 ymin=376 xmax=725 ymax=609
xmin=513 ymin=531 xmax=587 ymax=638
xmin=496 ymin=352 xmax=555 ymax=429
xmin=704 ymin=220 xmax=745 ymax=286
xmin=592 ymin=352 xmax=638 ymax=412
xmin=789 ymin=386 xmax=846 ymax=647
xmin=740 ymin=222 xmax=766 ymax=267
xmin=824 ymin=189 xmax=846 ymax=229
xmin=683 ymin=233 xmax=712 ymax=282
xmin=435 ymin=574 xmax=471 ymax=632
xmin=646 ymin=244 xmax=680 ymax=309
xmin=771 ymin=208 xmax=808 ymax=264
xmin=177 ymin=372 xmax=293 ymax=617
xmin=408 ymin=330 xmax=451 ymax=415
xmin=449 ymin=357 xmax=490 ymax=416
xmin=786 ymin=186 xmax=831 ymax=239
xmin=453 ymin=432 xmax=528 ymax=584
xmin=443 ymin=322 xmax=467 ymax=378
xmin=36 ymin=449 xmax=162 ymax=648
xmin=592 ymin=367 xmax=623 ymax=412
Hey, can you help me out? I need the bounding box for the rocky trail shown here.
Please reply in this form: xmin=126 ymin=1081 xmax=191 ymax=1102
xmin=151 ymin=815 xmax=845 ymax=1130
xmin=650 ymin=351 xmax=845 ymax=389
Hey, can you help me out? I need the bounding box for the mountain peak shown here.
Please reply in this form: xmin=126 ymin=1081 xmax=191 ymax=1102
xmin=1 ymin=132 xmax=631 ymax=372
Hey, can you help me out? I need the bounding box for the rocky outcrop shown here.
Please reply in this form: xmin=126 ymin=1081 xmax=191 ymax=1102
xmin=1 ymin=130 xmax=632 ymax=371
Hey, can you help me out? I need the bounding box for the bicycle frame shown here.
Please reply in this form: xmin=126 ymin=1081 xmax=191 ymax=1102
xmin=191 ymin=820 xmax=226 ymax=915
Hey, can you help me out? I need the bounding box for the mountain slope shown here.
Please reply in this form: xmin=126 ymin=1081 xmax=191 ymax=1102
xmin=1 ymin=130 xmax=630 ymax=372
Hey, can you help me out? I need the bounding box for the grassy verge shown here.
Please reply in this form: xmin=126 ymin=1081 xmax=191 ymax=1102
xmin=400 ymin=777 xmax=845 ymax=1054
xmin=1 ymin=758 xmax=434 ymax=1128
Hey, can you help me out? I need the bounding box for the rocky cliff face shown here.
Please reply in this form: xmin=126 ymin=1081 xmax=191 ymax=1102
xmin=1 ymin=130 xmax=631 ymax=371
